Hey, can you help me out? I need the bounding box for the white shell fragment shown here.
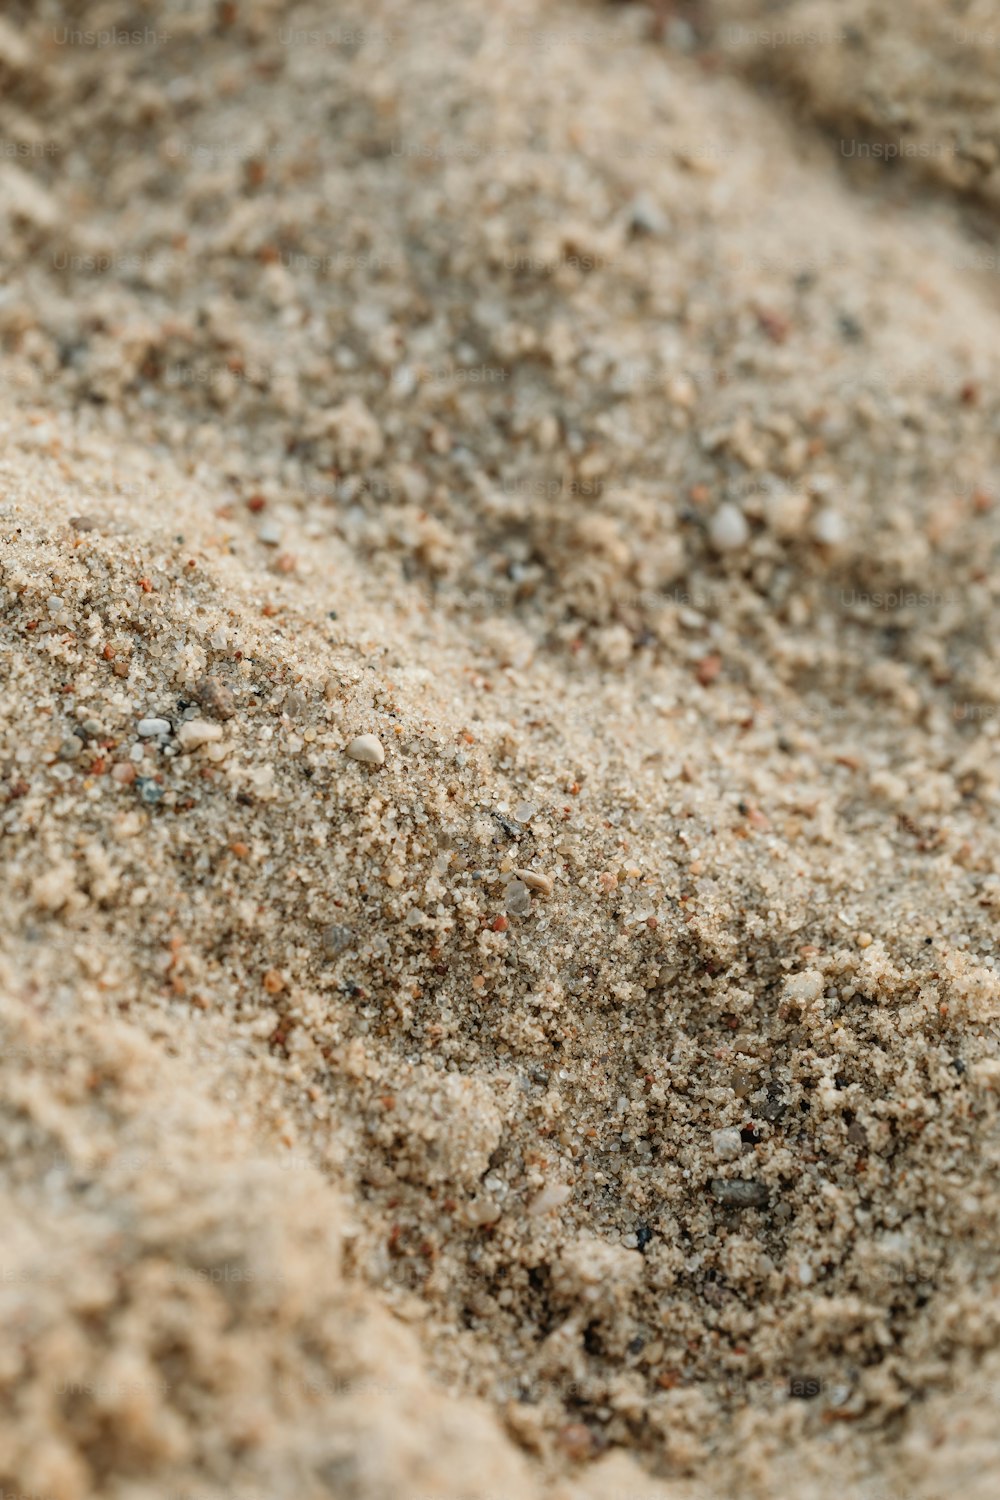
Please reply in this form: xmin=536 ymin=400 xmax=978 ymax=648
xmin=177 ymin=719 xmax=223 ymax=750
xmin=513 ymin=868 xmax=553 ymax=896
xmin=346 ymin=733 xmax=385 ymax=766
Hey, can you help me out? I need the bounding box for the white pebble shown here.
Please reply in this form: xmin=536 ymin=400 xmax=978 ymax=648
xmin=137 ymin=718 xmax=171 ymax=738
xmin=346 ymin=733 xmax=385 ymax=766
xmin=513 ymin=868 xmax=553 ymax=896
xmin=786 ymin=969 xmax=824 ymax=1005
xmin=709 ymin=503 xmax=749 ymax=552
xmin=527 ymin=1181 xmax=573 ymax=1216
xmin=712 ymin=1127 xmax=743 ymax=1162
xmin=257 ymin=521 xmax=282 ymax=546
xmin=466 ymin=1197 xmax=501 ymax=1226
xmin=177 ymin=719 xmax=223 ymax=750
xmin=812 ymin=507 xmax=847 ymax=546
xmin=626 ymin=192 xmax=669 ymax=237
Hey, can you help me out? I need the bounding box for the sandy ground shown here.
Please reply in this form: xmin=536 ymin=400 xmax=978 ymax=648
xmin=3 ymin=2 xmax=1000 ymax=1497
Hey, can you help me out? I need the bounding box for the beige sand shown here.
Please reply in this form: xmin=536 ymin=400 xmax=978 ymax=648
xmin=2 ymin=2 xmax=1000 ymax=1497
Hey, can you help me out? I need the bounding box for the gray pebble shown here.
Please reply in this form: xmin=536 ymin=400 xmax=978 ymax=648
xmin=135 ymin=777 xmax=164 ymax=806
xmin=137 ymin=717 xmax=171 ymax=738
xmin=504 ymin=878 xmax=532 ymax=917
xmin=58 ymin=735 xmax=84 ymax=761
xmin=710 ymin=1178 xmax=768 ymax=1209
xmin=322 ymin=923 xmax=354 ymax=956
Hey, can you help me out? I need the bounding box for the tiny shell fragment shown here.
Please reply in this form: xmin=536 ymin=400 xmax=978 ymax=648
xmin=346 ymin=734 xmax=385 ymax=765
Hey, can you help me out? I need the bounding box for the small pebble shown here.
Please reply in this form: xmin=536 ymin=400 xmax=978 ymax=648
xmin=665 ymin=378 xmax=696 ymax=414
xmin=194 ymin=675 xmax=236 ymax=720
xmin=135 ymin=777 xmax=163 ymax=806
xmin=466 ymin=1197 xmax=502 ymax=1226
xmin=504 ymin=878 xmax=532 ymax=917
xmin=137 ymin=717 xmax=171 ymax=738
xmin=709 ymin=503 xmax=750 ymax=553
xmin=710 ymin=1178 xmax=769 ymax=1209
xmin=732 ymin=1069 xmax=753 ymax=1098
xmin=513 ymin=868 xmax=553 ymax=896
xmin=257 ymin=521 xmax=282 ymax=546
xmin=785 ymin=970 xmax=824 ymax=1005
xmin=626 ymin=192 xmax=668 ymax=237
xmin=346 ymin=734 xmax=385 ymax=766
xmin=58 ymin=735 xmax=84 ymax=761
xmin=554 ymin=1423 xmax=597 ymax=1462
xmin=696 ymin=654 xmax=722 ymax=686
xmin=177 ymin=719 xmax=223 ymax=750
xmin=322 ymin=923 xmax=354 ymax=956
xmin=711 ymin=1127 xmax=743 ymax=1162
xmin=812 ymin=507 xmax=847 ymax=547
xmin=527 ymin=1181 xmax=573 ymax=1215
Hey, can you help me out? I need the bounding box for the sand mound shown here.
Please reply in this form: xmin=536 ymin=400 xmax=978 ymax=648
xmin=3 ymin=3 xmax=1000 ymax=1497
xmin=708 ymin=0 xmax=1000 ymax=216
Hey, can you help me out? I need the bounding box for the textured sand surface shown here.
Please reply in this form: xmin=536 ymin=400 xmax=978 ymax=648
xmin=709 ymin=0 xmax=1000 ymax=213
xmin=3 ymin=3 xmax=1000 ymax=1497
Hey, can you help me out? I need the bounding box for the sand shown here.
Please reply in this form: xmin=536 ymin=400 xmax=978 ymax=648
xmin=3 ymin=2 xmax=1000 ymax=1497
